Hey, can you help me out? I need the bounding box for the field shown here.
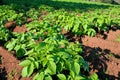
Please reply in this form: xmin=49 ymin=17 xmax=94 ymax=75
xmin=0 ymin=0 xmax=120 ymax=80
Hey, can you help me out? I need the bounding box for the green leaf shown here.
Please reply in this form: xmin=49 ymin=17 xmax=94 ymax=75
xmin=38 ymin=42 xmax=46 ymax=49
xmin=6 ymin=41 xmax=15 ymax=51
xmin=33 ymin=72 xmax=45 ymax=80
xmin=82 ymin=61 xmax=89 ymax=72
xmin=39 ymin=72 xmax=45 ymax=80
xmin=20 ymin=33 xmax=25 ymax=41
xmin=34 ymin=62 xmax=39 ymax=69
xmin=57 ymin=74 xmax=66 ymax=80
xmin=75 ymin=76 xmax=86 ymax=80
xmin=56 ymin=62 xmax=63 ymax=72
xmin=16 ymin=48 xmax=26 ymax=58
xmin=21 ymin=66 xmax=28 ymax=77
xmin=46 ymin=61 xmax=56 ymax=75
xmin=89 ymin=73 xmax=99 ymax=80
xmin=46 ymin=44 xmax=54 ymax=52
xmin=87 ymin=29 xmax=96 ymax=37
xmin=44 ymin=74 xmax=52 ymax=80
xmin=47 ymin=55 xmax=54 ymax=61
xmin=19 ymin=60 xmax=31 ymax=67
xmin=33 ymin=73 xmax=39 ymax=80
xmin=27 ymin=63 xmax=34 ymax=76
xmin=65 ymin=61 xmax=71 ymax=69
xmin=28 ymin=57 xmax=35 ymax=62
xmin=74 ymin=62 xmax=80 ymax=75
xmin=62 ymin=52 xmax=69 ymax=59
xmin=68 ymin=75 xmax=72 ymax=80
xmin=42 ymin=59 xmax=48 ymax=67
xmin=70 ymin=70 xmax=75 ymax=78
xmin=25 ymin=49 xmax=34 ymax=55
xmin=14 ymin=45 xmax=21 ymax=51
xmin=71 ymin=62 xmax=80 ymax=76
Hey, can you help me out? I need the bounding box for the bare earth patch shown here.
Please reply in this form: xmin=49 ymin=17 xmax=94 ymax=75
xmin=82 ymin=30 xmax=120 ymax=80
xmin=0 ymin=47 xmax=33 ymax=80
xmin=13 ymin=25 xmax=28 ymax=33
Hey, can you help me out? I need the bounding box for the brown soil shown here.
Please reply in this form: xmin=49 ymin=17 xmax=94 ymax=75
xmin=0 ymin=47 xmax=21 ymax=80
xmin=27 ymin=18 xmax=32 ymax=23
xmin=4 ymin=21 xmax=16 ymax=28
xmin=13 ymin=25 xmax=28 ymax=33
xmin=82 ymin=30 xmax=120 ymax=80
xmin=0 ymin=47 xmax=33 ymax=80
xmin=62 ymin=28 xmax=67 ymax=35
xmin=41 ymin=10 xmax=48 ymax=15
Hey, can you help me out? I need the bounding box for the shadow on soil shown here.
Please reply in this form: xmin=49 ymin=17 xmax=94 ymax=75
xmin=0 ymin=55 xmax=7 ymax=80
xmin=0 ymin=40 xmax=6 ymax=47
xmin=112 ymin=54 xmax=120 ymax=59
xmin=95 ymin=27 xmax=120 ymax=40
xmin=0 ymin=67 xmax=7 ymax=80
xmin=82 ymin=45 xmax=120 ymax=80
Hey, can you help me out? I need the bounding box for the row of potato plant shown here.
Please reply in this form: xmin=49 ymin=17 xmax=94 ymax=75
xmin=4 ymin=20 xmax=98 ymax=80
xmin=25 ymin=7 xmax=120 ymax=37
xmin=0 ymin=25 xmax=12 ymax=41
xmin=0 ymin=5 xmax=26 ymax=25
xmin=42 ymin=9 xmax=117 ymax=36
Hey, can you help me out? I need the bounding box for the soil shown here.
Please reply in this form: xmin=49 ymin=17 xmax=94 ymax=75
xmin=27 ymin=18 xmax=32 ymax=23
xmin=41 ymin=10 xmax=48 ymax=15
xmin=13 ymin=25 xmax=28 ymax=33
xmin=0 ymin=47 xmax=33 ymax=80
xmin=0 ymin=25 xmax=120 ymax=80
xmin=4 ymin=21 xmax=16 ymax=28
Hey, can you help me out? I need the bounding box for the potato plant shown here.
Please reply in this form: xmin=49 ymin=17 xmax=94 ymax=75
xmin=19 ymin=35 xmax=98 ymax=80
xmin=0 ymin=25 xmax=12 ymax=41
xmin=5 ymin=32 xmax=35 ymax=58
xmin=26 ymin=20 xmax=62 ymax=39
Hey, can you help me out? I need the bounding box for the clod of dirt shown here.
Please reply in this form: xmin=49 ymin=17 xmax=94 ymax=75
xmin=62 ymin=28 xmax=67 ymax=34
xmin=35 ymin=38 xmax=43 ymax=43
xmin=4 ymin=21 xmax=16 ymax=28
xmin=27 ymin=18 xmax=32 ymax=22
xmin=44 ymin=32 xmax=48 ymax=35
xmin=77 ymin=13 xmax=81 ymax=16
xmin=13 ymin=25 xmax=28 ymax=33
xmin=73 ymin=35 xmax=80 ymax=41
xmin=39 ymin=17 xmax=43 ymax=21
xmin=41 ymin=10 xmax=48 ymax=15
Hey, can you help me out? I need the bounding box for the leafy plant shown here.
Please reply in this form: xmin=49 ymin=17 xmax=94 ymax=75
xmin=0 ymin=25 xmax=12 ymax=41
xmin=26 ymin=21 xmax=62 ymax=39
xmin=5 ymin=32 xmax=35 ymax=58
xmin=18 ymin=33 xmax=98 ymax=80
xmin=26 ymin=8 xmax=40 ymax=20
xmin=19 ymin=38 xmax=90 ymax=80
